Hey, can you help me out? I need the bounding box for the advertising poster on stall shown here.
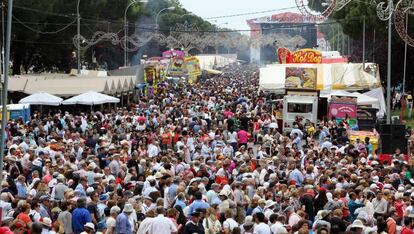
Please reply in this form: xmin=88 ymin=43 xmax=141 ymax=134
xmin=144 ymin=67 xmax=156 ymax=86
xmin=285 ymin=67 xmax=317 ymax=90
xmin=328 ymin=103 xmax=357 ymax=119
xmin=167 ymin=57 xmax=185 ymax=77
xmin=184 ymin=56 xmax=202 ymax=77
xmin=328 ymin=96 xmax=358 ymax=127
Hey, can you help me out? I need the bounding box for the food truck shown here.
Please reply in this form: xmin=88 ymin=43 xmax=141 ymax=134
xmin=260 ymin=47 xmax=382 ymax=131
xmin=282 ymin=95 xmax=318 ymax=131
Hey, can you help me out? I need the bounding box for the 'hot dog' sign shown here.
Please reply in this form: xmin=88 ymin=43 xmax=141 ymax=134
xmin=291 ymin=49 xmax=322 ymax=64
xmin=277 ymin=48 xmax=322 ymax=64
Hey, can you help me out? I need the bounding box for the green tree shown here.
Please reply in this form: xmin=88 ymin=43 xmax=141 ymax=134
xmin=4 ymin=0 xmax=148 ymax=74
xmin=5 ymin=0 xmax=239 ymax=74
xmin=309 ymin=0 xmax=414 ymax=88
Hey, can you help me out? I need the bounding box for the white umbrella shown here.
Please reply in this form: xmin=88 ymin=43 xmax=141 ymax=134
xmin=19 ymin=92 xmax=63 ymax=106
xmin=62 ymin=91 xmax=120 ymax=105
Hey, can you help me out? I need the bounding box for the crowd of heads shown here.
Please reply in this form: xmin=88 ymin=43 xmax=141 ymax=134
xmin=1 ymin=63 xmax=414 ymax=234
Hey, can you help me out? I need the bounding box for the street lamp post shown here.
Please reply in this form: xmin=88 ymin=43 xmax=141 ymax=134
xmin=0 ymin=0 xmax=13 ymax=186
xmin=375 ymin=0 xmax=397 ymax=124
xmin=155 ymin=7 xmax=175 ymax=30
xmin=124 ymin=0 xmax=148 ymax=67
xmin=77 ymin=0 xmax=81 ymax=74
xmin=386 ymin=0 xmax=392 ymax=124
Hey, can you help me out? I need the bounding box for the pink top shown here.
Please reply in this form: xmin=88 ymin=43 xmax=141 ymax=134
xmin=237 ymin=130 xmax=249 ymax=144
xmin=224 ymin=111 xmax=234 ymax=118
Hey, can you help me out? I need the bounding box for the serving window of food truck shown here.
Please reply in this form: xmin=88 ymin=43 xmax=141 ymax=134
xmin=283 ymin=95 xmax=318 ymax=131
xmin=287 ymin=103 xmax=313 ymax=113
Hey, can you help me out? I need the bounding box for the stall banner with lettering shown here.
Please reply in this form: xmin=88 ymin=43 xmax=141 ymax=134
xmin=328 ymin=103 xmax=357 ymax=119
xmin=291 ymin=49 xmax=322 ymax=64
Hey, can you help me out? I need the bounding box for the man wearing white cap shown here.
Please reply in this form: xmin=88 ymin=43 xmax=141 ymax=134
xmin=106 ymin=206 xmax=121 ymax=234
xmin=81 ymin=222 xmax=95 ymax=234
xmin=116 ymin=203 xmax=134 ymax=234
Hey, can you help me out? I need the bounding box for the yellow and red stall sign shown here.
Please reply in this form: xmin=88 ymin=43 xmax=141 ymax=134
xmin=291 ymin=49 xmax=322 ymax=64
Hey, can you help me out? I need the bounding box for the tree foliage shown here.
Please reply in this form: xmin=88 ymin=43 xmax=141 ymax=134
xmin=3 ymin=0 xmax=219 ymax=75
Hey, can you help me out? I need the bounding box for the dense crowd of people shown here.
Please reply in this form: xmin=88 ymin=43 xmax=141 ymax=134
xmin=1 ymin=63 xmax=414 ymax=234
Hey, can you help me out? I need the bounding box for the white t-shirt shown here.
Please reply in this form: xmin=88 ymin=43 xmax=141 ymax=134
xmin=223 ymin=218 xmax=239 ymax=232
xmin=137 ymin=217 xmax=153 ymax=234
xmin=29 ymin=188 xmax=37 ymax=198
xmin=0 ymin=201 xmax=11 ymax=219
xmin=148 ymin=144 xmax=159 ymax=158
xmin=253 ymin=223 xmax=271 ymax=234
xmin=270 ymin=222 xmax=288 ymax=234
xmin=105 ymin=217 xmax=116 ymax=234
xmin=228 ymin=132 xmax=238 ymax=143
xmin=41 ymin=229 xmax=56 ymax=234
xmin=288 ymin=213 xmax=301 ymax=227
xmin=148 ymin=215 xmax=177 ymax=234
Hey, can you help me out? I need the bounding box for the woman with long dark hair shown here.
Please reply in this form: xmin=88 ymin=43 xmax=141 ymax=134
xmin=174 ymin=205 xmax=187 ymax=234
xmin=314 ymin=189 xmax=328 ymax=213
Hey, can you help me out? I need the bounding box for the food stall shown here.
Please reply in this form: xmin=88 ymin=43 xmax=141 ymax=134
xmin=349 ymin=130 xmax=379 ymax=155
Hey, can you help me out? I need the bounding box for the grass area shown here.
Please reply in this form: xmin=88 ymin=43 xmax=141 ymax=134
xmin=391 ymin=108 xmax=414 ymax=128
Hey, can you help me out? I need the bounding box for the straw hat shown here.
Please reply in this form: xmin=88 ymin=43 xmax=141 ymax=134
xmin=84 ymin=222 xmax=95 ymax=231
xmin=315 ymin=210 xmax=331 ymax=220
xmin=351 ymin=219 xmax=364 ymax=229
xmin=40 ymin=217 xmax=52 ymax=227
xmin=123 ymin=203 xmax=134 ymax=213
xmin=265 ymin=200 xmax=277 ymax=209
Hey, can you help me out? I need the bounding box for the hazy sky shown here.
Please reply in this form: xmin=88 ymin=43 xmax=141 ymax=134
xmin=179 ymin=0 xmax=298 ymax=31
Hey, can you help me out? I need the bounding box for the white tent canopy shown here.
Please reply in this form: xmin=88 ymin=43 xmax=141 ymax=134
xmin=351 ymin=92 xmax=379 ymax=106
xmin=18 ymin=92 xmax=63 ymax=106
xmin=62 ymin=91 xmax=120 ymax=105
xmin=364 ymin=87 xmax=386 ymax=118
xmin=322 ymin=90 xmax=379 ymax=107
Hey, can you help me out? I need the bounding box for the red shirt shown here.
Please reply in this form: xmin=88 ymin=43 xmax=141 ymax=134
xmin=173 ymin=133 xmax=181 ymax=144
xmin=115 ymin=177 xmax=124 ymax=186
xmin=162 ymin=132 xmax=172 ymax=145
xmin=43 ymin=174 xmax=52 ymax=184
xmin=17 ymin=212 xmax=31 ymax=224
xmin=394 ymin=200 xmax=404 ymax=219
xmin=401 ymin=227 xmax=414 ymax=234
xmin=339 ymin=197 xmax=350 ymax=218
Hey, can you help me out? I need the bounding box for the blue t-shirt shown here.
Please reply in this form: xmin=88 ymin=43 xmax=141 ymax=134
xmin=72 ymin=207 xmax=92 ymax=234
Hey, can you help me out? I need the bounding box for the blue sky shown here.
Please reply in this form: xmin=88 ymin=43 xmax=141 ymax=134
xmin=179 ymin=0 xmax=298 ymax=31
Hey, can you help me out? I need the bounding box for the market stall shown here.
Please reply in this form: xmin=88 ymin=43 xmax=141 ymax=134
xmin=349 ymin=130 xmax=379 ymax=155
